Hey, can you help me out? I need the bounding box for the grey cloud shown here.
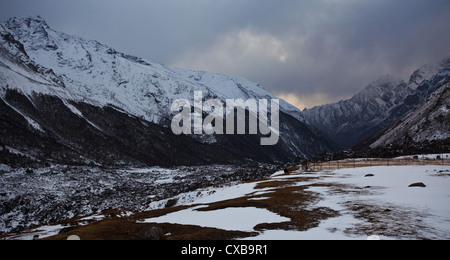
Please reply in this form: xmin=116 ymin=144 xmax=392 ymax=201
xmin=1 ymin=0 xmax=449 ymax=108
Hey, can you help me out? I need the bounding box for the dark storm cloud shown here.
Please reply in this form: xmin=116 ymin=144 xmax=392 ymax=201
xmin=1 ymin=0 xmax=449 ymax=109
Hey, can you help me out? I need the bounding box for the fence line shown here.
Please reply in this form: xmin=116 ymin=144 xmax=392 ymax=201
xmin=308 ymin=156 xmax=449 ymax=171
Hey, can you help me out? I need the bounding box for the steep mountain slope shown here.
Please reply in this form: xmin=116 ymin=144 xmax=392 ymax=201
xmin=2 ymin=16 xmax=307 ymax=127
xmin=0 ymin=16 xmax=332 ymax=166
xmin=303 ymin=58 xmax=450 ymax=150
xmin=366 ymin=76 xmax=450 ymax=148
xmin=0 ymin=36 xmax=242 ymax=166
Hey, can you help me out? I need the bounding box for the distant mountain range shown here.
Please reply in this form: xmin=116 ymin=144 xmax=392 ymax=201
xmin=1 ymin=16 xmax=448 ymax=167
xmin=364 ymin=76 xmax=449 ymax=149
xmin=303 ymin=57 xmax=450 ymax=151
xmin=0 ymin=16 xmax=332 ymax=167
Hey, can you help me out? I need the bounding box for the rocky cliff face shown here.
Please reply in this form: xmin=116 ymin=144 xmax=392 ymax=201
xmin=0 ymin=16 xmax=332 ymax=166
xmin=303 ymin=58 xmax=450 ymax=150
xmin=366 ymin=76 xmax=450 ymax=148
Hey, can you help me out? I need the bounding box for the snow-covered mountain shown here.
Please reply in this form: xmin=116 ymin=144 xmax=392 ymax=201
xmin=0 ymin=16 xmax=332 ymax=166
xmin=303 ymin=58 xmax=450 ymax=150
xmin=366 ymin=76 xmax=450 ymax=148
xmin=1 ymin=16 xmax=304 ymax=125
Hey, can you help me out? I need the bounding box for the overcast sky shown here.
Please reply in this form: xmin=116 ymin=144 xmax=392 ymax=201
xmin=1 ymin=0 xmax=449 ymax=109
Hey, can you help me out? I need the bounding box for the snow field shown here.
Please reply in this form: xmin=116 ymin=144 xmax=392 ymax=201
xmin=3 ymin=164 xmax=449 ymax=240
xmin=142 ymin=165 xmax=450 ymax=240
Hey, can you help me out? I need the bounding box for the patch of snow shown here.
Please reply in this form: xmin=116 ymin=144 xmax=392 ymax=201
xmin=247 ymin=197 xmax=271 ymax=201
xmin=395 ymin=154 xmax=450 ymax=160
xmin=62 ymin=99 xmax=83 ymax=117
xmin=279 ymin=165 xmax=450 ymax=240
xmin=0 ymin=164 xmax=12 ymax=172
xmin=139 ymin=207 xmax=289 ymax=232
xmin=246 ymin=215 xmax=369 ymax=240
xmin=190 ymin=182 xmax=258 ymax=205
xmin=0 ymin=97 xmax=44 ymax=132
xmin=6 ymin=224 xmax=66 ymax=240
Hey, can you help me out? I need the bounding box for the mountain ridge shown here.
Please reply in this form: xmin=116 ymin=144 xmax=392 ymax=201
xmin=0 ymin=16 xmax=333 ymax=166
xmin=365 ymin=76 xmax=450 ymax=148
xmin=302 ymin=57 xmax=450 ymax=151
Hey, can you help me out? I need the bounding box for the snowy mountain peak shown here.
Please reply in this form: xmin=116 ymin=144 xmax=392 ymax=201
xmin=1 ymin=16 xmax=333 ymax=165
xmin=408 ymin=60 xmax=447 ymax=89
xmin=368 ymin=76 xmax=450 ymax=148
xmin=4 ymin=16 xmax=52 ymax=46
xmin=6 ymin=16 xmax=50 ymax=30
xmin=2 ymin=17 xmax=306 ymax=124
xmin=303 ymin=56 xmax=450 ymax=150
xmin=369 ymin=74 xmax=402 ymax=88
xmin=354 ymin=74 xmax=404 ymax=102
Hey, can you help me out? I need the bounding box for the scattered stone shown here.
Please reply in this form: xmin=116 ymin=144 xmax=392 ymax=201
xmin=408 ymin=182 xmax=426 ymax=188
xmin=0 ymin=164 xmax=278 ymax=234
xmin=284 ymin=166 xmax=300 ymax=174
xmin=134 ymin=226 xmax=165 ymax=240
xmin=165 ymin=198 xmax=178 ymax=208
xmin=67 ymin=235 xmax=81 ymax=240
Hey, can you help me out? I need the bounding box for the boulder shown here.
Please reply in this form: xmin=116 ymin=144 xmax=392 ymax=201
xmin=67 ymin=235 xmax=81 ymax=240
xmin=284 ymin=165 xmax=300 ymax=173
xmin=165 ymin=198 xmax=178 ymax=208
xmin=408 ymin=182 xmax=426 ymax=188
xmin=135 ymin=226 xmax=165 ymax=240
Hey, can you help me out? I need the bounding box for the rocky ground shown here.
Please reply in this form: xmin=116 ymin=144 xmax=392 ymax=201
xmin=0 ymin=164 xmax=280 ymax=234
xmin=2 ymin=158 xmax=449 ymax=240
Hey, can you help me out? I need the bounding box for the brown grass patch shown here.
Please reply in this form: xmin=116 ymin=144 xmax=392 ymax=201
xmin=195 ymin=178 xmax=339 ymax=232
xmin=40 ymin=171 xmax=342 ymax=240
xmin=33 ymin=160 xmax=450 ymax=240
xmin=44 ymin=218 xmax=257 ymax=240
xmin=254 ymin=176 xmax=318 ymax=189
xmin=43 ymin=205 xmax=258 ymax=240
